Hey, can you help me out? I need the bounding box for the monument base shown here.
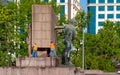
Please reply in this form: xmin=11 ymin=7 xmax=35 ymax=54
xmin=0 ymin=67 xmax=83 ymax=75
xmin=0 ymin=57 xmax=117 ymax=75
xmin=16 ymin=57 xmax=58 ymax=67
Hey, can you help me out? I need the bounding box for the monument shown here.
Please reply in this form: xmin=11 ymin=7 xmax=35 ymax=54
xmin=62 ymin=20 xmax=76 ymax=65
xmin=15 ymin=5 xmax=83 ymax=75
xmin=27 ymin=5 xmax=57 ymax=57
xmin=0 ymin=5 xmax=118 ymax=75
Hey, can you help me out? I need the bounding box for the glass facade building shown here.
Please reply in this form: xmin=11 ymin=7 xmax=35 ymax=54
xmin=87 ymin=0 xmax=120 ymax=34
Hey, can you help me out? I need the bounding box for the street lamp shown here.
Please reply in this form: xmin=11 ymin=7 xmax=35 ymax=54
xmin=80 ymin=27 xmax=85 ymax=71
xmin=82 ymin=28 xmax=85 ymax=71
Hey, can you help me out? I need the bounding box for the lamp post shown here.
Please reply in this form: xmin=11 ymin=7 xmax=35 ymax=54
xmin=82 ymin=27 xmax=85 ymax=71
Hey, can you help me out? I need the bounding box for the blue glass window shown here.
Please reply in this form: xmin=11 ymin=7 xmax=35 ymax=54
xmin=60 ymin=5 xmax=65 ymax=17
xmin=99 ymin=0 xmax=105 ymax=3
xmin=107 ymin=6 xmax=114 ymax=11
xmin=116 ymin=0 xmax=120 ymax=3
xmin=98 ymin=6 xmax=105 ymax=11
xmin=44 ymin=0 xmax=48 ymax=2
xmin=98 ymin=14 xmax=105 ymax=18
xmin=88 ymin=0 xmax=96 ymax=3
xmin=60 ymin=0 xmax=65 ymax=2
xmin=108 ymin=0 xmax=114 ymax=3
xmin=98 ymin=22 xmax=103 ymax=26
xmin=88 ymin=6 xmax=96 ymax=34
xmin=20 ymin=29 xmax=24 ymax=34
xmin=54 ymin=0 xmax=57 ymax=2
xmin=116 ymin=6 xmax=120 ymax=11
xmin=116 ymin=14 xmax=120 ymax=18
xmin=107 ymin=14 xmax=114 ymax=18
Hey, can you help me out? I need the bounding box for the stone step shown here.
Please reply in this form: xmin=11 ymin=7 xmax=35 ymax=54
xmin=0 ymin=67 xmax=83 ymax=75
xmin=16 ymin=57 xmax=59 ymax=67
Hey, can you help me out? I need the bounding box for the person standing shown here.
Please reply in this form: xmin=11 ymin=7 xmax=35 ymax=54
xmin=32 ymin=43 xmax=38 ymax=57
xmin=50 ymin=41 xmax=55 ymax=57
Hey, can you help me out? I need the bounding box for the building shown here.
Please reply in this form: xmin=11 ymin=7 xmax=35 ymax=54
xmin=1 ymin=0 xmax=82 ymax=20
xmin=55 ymin=0 xmax=82 ymax=20
xmin=44 ymin=0 xmax=82 ymax=20
xmin=87 ymin=0 xmax=120 ymax=34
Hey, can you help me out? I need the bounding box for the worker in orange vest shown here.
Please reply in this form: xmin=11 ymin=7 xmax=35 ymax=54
xmin=32 ymin=43 xmax=38 ymax=57
xmin=50 ymin=41 xmax=55 ymax=57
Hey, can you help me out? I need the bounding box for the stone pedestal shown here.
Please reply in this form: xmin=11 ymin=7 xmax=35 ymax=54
xmin=16 ymin=57 xmax=58 ymax=67
xmin=0 ymin=57 xmax=117 ymax=75
xmin=27 ymin=5 xmax=57 ymax=57
xmin=0 ymin=67 xmax=83 ymax=75
xmin=14 ymin=57 xmax=84 ymax=75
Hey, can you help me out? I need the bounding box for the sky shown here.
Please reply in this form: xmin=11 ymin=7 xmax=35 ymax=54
xmin=80 ymin=0 xmax=87 ymax=11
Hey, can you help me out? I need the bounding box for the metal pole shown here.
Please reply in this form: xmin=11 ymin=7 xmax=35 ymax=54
xmin=82 ymin=28 xmax=84 ymax=70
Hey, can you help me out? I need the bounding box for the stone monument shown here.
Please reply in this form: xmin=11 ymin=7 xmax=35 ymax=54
xmin=27 ymin=5 xmax=57 ymax=57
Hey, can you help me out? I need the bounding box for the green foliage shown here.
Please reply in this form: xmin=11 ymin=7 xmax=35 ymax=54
xmin=49 ymin=0 xmax=62 ymax=15
xmin=71 ymin=11 xmax=91 ymax=70
xmin=0 ymin=51 xmax=8 ymax=66
xmin=56 ymin=32 xmax=64 ymax=56
xmin=75 ymin=11 xmax=91 ymax=28
xmin=72 ymin=49 xmax=82 ymax=67
xmin=57 ymin=14 xmax=68 ymax=26
xmin=72 ymin=16 xmax=120 ymax=72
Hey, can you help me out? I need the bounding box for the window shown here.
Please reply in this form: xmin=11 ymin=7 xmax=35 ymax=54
xmin=88 ymin=0 xmax=96 ymax=3
xmin=88 ymin=6 xmax=96 ymax=34
xmin=99 ymin=0 xmax=105 ymax=3
xmin=60 ymin=0 xmax=65 ymax=2
xmin=116 ymin=14 xmax=120 ymax=18
xmin=116 ymin=6 xmax=120 ymax=11
xmin=98 ymin=22 xmax=103 ymax=26
xmin=54 ymin=0 xmax=57 ymax=2
xmin=8 ymin=0 xmax=14 ymax=2
xmin=98 ymin=6 xmax=105 ymax=11
xmin=98 ymin=14 xmax=105 ymax=18
xmin=116 ymin=0 xmax=120 ymax=3
xmin=44 ymin=0 xmax=48 ymax=2
xmin=107 ymin=6 xmax=114 ymax=11
xmin=19 ymin=29 xmax=24 ymax=34
xmin=107 ymin=0 xmax=114 ymax=3
xmin=60 ymin=5 xmax=65 ymax=17
xmin=107 ymin=14 xmax=114 ymax=18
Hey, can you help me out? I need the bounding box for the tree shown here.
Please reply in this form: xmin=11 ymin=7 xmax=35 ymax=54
xmin=0 ymin=0 xmax=63 ymax=66
xmin=71 ymin=11 xmax=91 ymax=68
xmin=0 ymin=2 xmax=19 ymax=66
xmin=71 ymin=11 xmax=120 ymax=72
